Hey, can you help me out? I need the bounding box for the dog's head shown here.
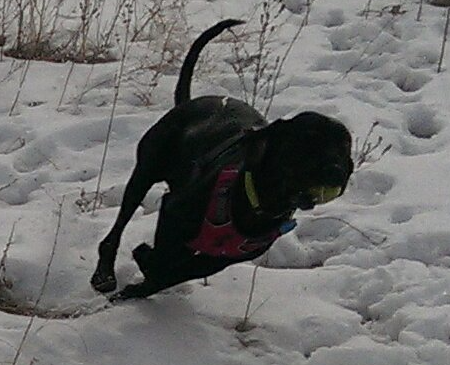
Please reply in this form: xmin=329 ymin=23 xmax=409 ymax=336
xmin=244 ymin=111 xmax=353 ymax=215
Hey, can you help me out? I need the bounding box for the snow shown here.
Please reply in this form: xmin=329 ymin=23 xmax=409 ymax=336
xmin=1 ymin=0 xmax=450 ymax=364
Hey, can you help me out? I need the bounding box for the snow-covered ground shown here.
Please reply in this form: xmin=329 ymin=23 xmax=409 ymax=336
xmin=1 ymin=0 xmax=450 ymax=364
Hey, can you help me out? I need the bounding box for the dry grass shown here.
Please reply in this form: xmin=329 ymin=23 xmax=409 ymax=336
xmin=353 ymin=121 xmax=392 ymax=169
xmin=229 ymin=0 xmax=314 ymax=116
xmin=0 ymin=0 xmax=186 ymax=65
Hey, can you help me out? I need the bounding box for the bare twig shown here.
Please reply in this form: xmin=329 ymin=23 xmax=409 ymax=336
xmin=57 ymin=61 xmax=75 ymax=111
xmin=438 ymin=7 xmax=450 ymax=73
xmin=343 ymin=1 xmax=407 ymax=78
xmin=9 ymin=59 xmax=31 ymax=116
xmin=93 ymin=2 xmax=132 ymax=213
xmin=131 ymin=19 xmax=178 ymax=105
xmin=0 ymin=60 xmax=24 ymax=84
xmin=0 ymin=178 xmax=18 ymax=192
xmin=236 ymin=264 xmax=260 ymax=332
xmin=11 ymin=195 xmax=65 ymax=365
xmin=364 ymin=0 xmax=373 ymax=20
xmin=248 ymin=295 xmax=272 ymax=319
xmin=354 ymin=121 xmax=392 ymax=168
xmin=99 ymin=0 xmax=127 ymax=50
xmin=263 ymin=2 xmax=312 ymax=117
xmin=79 ymin=0 xmax=101 ymax=61
xmin=230 ymin=1 xmax=283 ymax=109
xmin=0 ymin=221 xmax=18 ymax=289
xmin=230 ymin=1 xmax=313 ymax=116
xmin=74 ymin=63 xmax=95 ymax=111
xmin=417 ymin=0 xmax=424 ymax=21
xmin=310 ymin=216 xmax=387 ymax=245
xmin=130 ymin=0 xmax=162 ymax=42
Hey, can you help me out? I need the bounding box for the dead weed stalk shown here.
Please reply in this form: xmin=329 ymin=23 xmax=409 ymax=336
xmin=230 ymin=0 xmax=314 ymax=117
xmin=354 ymin=121 xmax=392 ymax=169
xmin=93 ymin=2 xmax=132 ymax=213
xmin=11 ymin=195 xmax=65 ymax=365
xmin=0 ymin=221 xmax=17 ymax=290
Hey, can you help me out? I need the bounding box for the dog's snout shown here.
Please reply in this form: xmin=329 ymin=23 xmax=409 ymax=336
xmin=322 ymin=164 xmax=346 ymax=186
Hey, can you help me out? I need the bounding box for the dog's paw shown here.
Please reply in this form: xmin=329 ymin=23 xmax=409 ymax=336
xmin=91 ymin=270 xmax=117 ymax=293
xmin=108 ymin=290 xmax=131 ymax=303
xmin=109 ymin=280 xmax=158 ymax=302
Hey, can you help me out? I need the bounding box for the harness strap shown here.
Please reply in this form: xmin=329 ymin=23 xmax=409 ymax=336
xmin=187 ymin=166 xmax=296 ymax=258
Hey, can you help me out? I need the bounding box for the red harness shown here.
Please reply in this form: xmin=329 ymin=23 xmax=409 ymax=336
xmin=187 ymin=166 xmax=295 ymax=258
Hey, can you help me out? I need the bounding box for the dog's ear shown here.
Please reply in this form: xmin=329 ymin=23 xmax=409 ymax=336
xmin=242 ymin=128 xmax=268 ymax=170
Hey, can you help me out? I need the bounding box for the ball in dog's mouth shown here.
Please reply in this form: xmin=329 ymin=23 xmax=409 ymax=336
xmin=308 ymin=186 xmax=342 ymax=204
xmin=288 ymin=186 xmax=342 ymax=211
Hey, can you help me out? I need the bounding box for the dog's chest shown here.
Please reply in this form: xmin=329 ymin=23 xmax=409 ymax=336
xmin=186 ymin=166 xmax=280 ymax=258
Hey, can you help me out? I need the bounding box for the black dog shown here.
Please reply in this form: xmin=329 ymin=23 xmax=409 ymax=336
xmin=91 ymin=19 xmax=353 ymax=301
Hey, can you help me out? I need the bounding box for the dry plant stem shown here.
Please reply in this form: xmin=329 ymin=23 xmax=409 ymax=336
xmin=75 ymin=63 xmax=95 ymax=110
xmin=79 ymin=0 xmax=98 ymax=61
xmin=0 ymin=221 xmax=17 ymax=288
xmin=57 ymin=61 xmax=75 ymax=110
xmin=147 ymin=21 xmax=176 ymax=95
xmin=93 ymin=6 xmax=131 ymax=214
xmin=305 ymin=0 xmax=311 ymax=25
xmin=93 ymin=0 xmax=108 ymax=46
xmin=230 ymin=37 xmax=250 ymax=104
xmin=49 ymin=0 xmax=65 ymax=38
xmin=131 ymin=19 xmax=179 ymax=105
xmin=239 ymin=264 xmax=260 ymax=331
xmin=311 ymin=216 xmax=387 ymax=245
xmin=130 ymin=1 xmax=162 ymax=42
xmin=14 ymin=0 xmax=26 ymax=49
xmin=0 ymin=178 xmax=18 ymax=192
xmin=263 ymin=2 xmax=312 ymax=117
xmin=1 ymin=0 xmax=11 ymax=36
xmin=1 ymin=0 xmax=13 ymax=61
xmin=343 ymin=0 xmax=407 ymax=78
xmin=248 ymin=295 xmax=271 ymax=318
xmin=251 ymin=1 xmax=285 ymax=108
xmin=355 ymin=122 xmax=379 ymax=167
xmin=101 ymin=0 xmax=127 ymax=49
xmin=438 ymin=7 xmax=450 ymax=73
xmin=365 ymin=0 xmax=373 ymax=20
xmin=250 ymin=2 xmax=272 ymax=107
xmin=230 ymin=1 xmax=282 ymax=107
xmin=11 ymin=195 xmax=65 ymax=365
xmin=1 ymin=60 xmax=22 ymax=85
xmin=9 ymin=59 xmax=30 ymax=116
xmin=417 ymin=0 xmax=424 ymax=21
xmin=31 ymin=0 xmax=52 ymax=46
xmin=354 ymin=121 xmax=392 ymax=168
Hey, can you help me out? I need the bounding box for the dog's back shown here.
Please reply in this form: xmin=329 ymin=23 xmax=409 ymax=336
xmin=147 ymin=19 xmax=268 ymax=188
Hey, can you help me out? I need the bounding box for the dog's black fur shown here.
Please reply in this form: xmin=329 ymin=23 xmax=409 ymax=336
xmin=91 ymin=19 xmax=354 ymax=301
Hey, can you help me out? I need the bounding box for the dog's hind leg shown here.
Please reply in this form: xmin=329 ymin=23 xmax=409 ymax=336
xmin=110 ymin=252 xmax=232 ymax=301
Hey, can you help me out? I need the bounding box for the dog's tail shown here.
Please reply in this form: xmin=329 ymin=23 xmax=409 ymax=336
xmin=174 ymin=19 xmax=245 ymax=106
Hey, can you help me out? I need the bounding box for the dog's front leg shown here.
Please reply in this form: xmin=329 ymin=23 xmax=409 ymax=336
xmin=91 ymin=165 xmax=155 ymax=293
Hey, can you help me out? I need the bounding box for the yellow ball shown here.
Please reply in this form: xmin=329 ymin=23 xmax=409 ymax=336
xmin=308 ymin=186 xmax=342 ymax=204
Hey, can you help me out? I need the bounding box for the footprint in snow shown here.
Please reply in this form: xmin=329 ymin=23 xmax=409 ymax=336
xmin=345 ymin=170 xmax=395 ymax=206
xmin=389 ymin=205 xmax=415 ymax=224
xmin=397 ymin=104 xmax=446 ymax=156
xmin=404 ymin=104 xmax=443 ymax=139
